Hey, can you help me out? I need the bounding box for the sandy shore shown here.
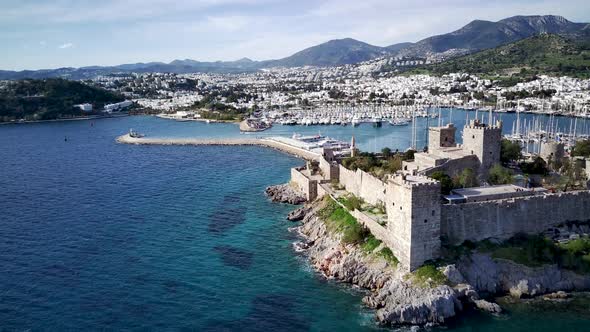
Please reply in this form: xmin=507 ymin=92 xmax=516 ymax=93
xmin=116 ymin=134 xmax=320 ymax=160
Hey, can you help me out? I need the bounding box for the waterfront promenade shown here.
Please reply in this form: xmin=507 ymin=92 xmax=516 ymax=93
xmin=116 ymin=134 xmax=320 ymax=160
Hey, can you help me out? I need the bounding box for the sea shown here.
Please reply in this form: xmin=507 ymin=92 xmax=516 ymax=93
xmin=1 ymin=110 xmax=590 ymax=331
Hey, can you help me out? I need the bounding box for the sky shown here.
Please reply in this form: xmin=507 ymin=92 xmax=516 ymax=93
xmin=1 ymin=0 xmax=590 ymax=70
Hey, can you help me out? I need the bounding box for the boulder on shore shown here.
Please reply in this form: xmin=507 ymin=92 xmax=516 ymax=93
xmin=287 ymin=205 xmax=311 ymax=221
xmin=265 ymin=184 xmax=306 ymax=205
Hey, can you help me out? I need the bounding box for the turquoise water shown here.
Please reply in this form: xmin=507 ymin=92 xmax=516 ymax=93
xmin=0 ymin=113 xmax=589 ymax=330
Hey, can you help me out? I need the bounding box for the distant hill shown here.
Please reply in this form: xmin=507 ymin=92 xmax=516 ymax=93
xmin=423 ymin=34 xmax=590 ymax=78
xmin=0 ymin=78 xmax=124 ymax=121
xmin=385 ymin=42 xmax=414 ymax=53
xmin=394 ymin=15 xmax=590 ymax=58
xmin=1 ymin=15 xmax=589 ymax=79
xmin=262 ymin=38 xmax=391 ymax=67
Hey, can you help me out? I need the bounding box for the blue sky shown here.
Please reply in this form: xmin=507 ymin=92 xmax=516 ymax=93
xmin=1 ymin=0 xmax=589 ymax=70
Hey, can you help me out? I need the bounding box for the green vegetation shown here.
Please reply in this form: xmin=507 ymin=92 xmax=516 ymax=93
xmin=451 ymin=233 xmax=590 ymax=275
xmin=0 ymin=78 xmax=124 ymax=122
xmin=488 ymin=164 xmax=514 ymax=185
xmin=361 ymin=234 xmax=382 ymax=253
xmin=501 ymin=139 xmax=523 ymax=164
xmin=426 ymin=34 xmax=590 ymax=79
xmin=341 ymin=149 xmax=414 ymax=179
xmin=454 ymin=168 xmax=478 ymax=188
xmin=558 ymin=159 xmax=587 ymax=192
xmin=338 ymin=194 xmax=364 ymax=211
xmin=572 ymin=140 xmax=590 ymax=158
xmin=320 ymin=197 xmax=400 ymax=266
xmin=410 ymin=264 xmax=448 ymax=288
xmin=519 ymin=156 xmax=549 ymax=176
xmin=378 ymin=247 xmax=399 ymax=266
xmin=430 ymin=171 xmax=454 ymax=195
xmin=319 ymin=197 xmax=368 ymax=244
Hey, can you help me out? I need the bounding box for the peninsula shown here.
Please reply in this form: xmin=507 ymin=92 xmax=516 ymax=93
xmin=118 ymin=119 xmax=590 ymax=326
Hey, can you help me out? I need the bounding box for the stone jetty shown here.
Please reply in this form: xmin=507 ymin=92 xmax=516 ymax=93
xmin=116 ymin=134 xmax=320 ymax=161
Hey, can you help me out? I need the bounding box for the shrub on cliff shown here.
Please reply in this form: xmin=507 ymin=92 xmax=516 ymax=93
xmin=410 ymin=264 xmax=448 ymax=288
xmin=338 ymin=194 xmax=364 ymax=211
xmin=378 ymin=247 xmax=399 ymax=267
xmin=361 ymin=235 xmax=382 ymax=253
xmin=319 ymin=198 xmax=368 ymax=244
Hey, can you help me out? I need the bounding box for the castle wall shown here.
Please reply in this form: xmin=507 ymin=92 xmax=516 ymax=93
xmin=319 ymin=157 xmax=339 ymax=181
xmin=351 ymin=209 xmax=395 ymax=249
xmin=441 ymin=190 xmax=590 ymax=245
xmin=385 ymin=176 xmax=442 ymax=271
xmin=338 ymin=165 xmax=387 ymax=205
xmin=423 ymin=154 xmax=480 ymax=178
xmin=290 ymin=168 xmax=318 ymax=201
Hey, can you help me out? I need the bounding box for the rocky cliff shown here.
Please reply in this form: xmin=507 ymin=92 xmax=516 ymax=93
xmin=291 ymin=198 xmax=590 ymax=327
xmin=295 ymin=202 xmax=462 ymax=326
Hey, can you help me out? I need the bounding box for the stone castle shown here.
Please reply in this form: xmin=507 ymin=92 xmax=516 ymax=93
xmin=291 ymin=120 xmax=590 ymax=271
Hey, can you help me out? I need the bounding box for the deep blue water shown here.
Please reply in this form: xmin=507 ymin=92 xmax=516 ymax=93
xmin=1 ymin=113 xmax=590 ymax=331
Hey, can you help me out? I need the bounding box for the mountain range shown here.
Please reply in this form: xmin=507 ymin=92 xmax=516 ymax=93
xmin=1 ymin=15 xmax=589 ymax=80
xmin=422 ymin=34 xmax=590 ymax=78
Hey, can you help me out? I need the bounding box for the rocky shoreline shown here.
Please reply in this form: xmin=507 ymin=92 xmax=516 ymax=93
xmin=284 ymin=196 xmax=590 ymax=327
xmin=265 ymin=184 xmax=306 ymax=205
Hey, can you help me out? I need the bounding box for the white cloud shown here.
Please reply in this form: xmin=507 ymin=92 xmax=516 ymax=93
xmin=58 ymin=42 xmax=73 ymax=49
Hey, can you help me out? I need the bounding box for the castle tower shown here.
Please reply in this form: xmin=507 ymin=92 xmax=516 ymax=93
xmin=428 ymin=123 xmax=457 ymax=154
xmin=385 ymin=174 xmax=441 ymax=271
xmin=462 ymin=119 xmax=502 ymax=173
xmin=540 ymin=141 xmax=565 ymax=165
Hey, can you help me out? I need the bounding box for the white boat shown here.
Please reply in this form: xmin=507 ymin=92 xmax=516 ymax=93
xmin=389 ymin=118 xmax=411 ymax=126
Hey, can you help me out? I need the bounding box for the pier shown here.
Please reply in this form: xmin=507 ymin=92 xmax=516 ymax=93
xmin=116 ymin=134 xmax=321 ymax=161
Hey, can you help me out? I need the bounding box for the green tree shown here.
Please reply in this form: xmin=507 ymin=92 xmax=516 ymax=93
xmin=519 ymin=156 xmax=549 ymax=176
xmin=501 ymin=139 xmax=523 ymax=164
xmin=560 ymin=159 xmax=586 ymax=191
xmin=488 ymin=164 xmax=514 ymax=185
xmin=381 ymin=147 xmax=392 ymax=158
xmin=455 ymin=168 xmax=478 ymax=188
xmin=430 ymin=171 xmax=454 ymax=194
xmin=572 ymin=140 xmax=590 ymax=158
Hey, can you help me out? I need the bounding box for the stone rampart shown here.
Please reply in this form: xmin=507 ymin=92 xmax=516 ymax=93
xmin=351 ymin=209 xmax=395 ymax=249
xmin=422 ymin=154 xmax=480 ymax=178
xmin=290 ymin=168 xmax=318 ymax=201
xmin=338 ymin=165 xmax=387 ymax=205
xmin=441 ymin=190 xmax=590 ymax=245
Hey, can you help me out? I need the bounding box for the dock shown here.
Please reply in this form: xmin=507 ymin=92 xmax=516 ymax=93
xmin=116 ymin=134 xmax=320 ymax=161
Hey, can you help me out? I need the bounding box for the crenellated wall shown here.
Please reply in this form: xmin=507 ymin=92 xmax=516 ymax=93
xmin=441 ymin=190 xmax=590 ymax=245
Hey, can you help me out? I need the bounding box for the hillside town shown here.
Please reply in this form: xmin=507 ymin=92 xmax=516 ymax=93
xmin=88 ymin=63 xmax=590 ymax=120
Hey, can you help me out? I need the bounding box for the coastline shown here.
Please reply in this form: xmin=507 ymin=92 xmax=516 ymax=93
xmin=288 ymin=196 xmax=590 ymax=327
xmin=0 ymin=113 xmax=129 ymax=126
xmin=115 ymin=134 xmax=320 ymax=161
xmin=116 ymin=129 xmax=590 ymax=327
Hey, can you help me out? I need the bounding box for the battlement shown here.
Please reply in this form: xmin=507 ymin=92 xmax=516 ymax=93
xmin=464 ymin=119 xmax=503 ymax=130
xmin=390 ymin=173 xmax=439 ymax=189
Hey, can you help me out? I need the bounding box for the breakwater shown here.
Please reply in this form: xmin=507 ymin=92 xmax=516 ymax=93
xmin=116 ymin=134 xmax=320 ymax=161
